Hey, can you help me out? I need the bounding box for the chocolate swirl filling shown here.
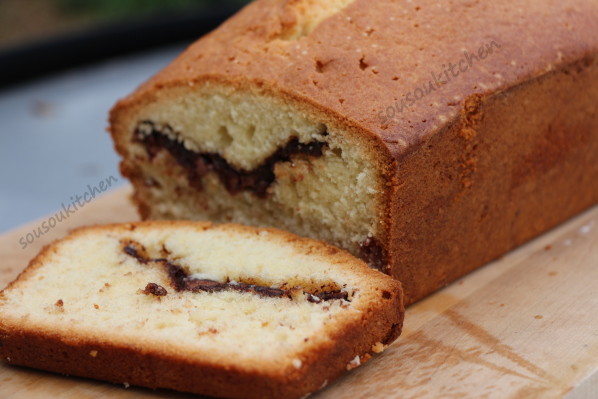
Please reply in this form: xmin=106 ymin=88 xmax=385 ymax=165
xmin=123 ymin=240 xmax=349 ymax=303
xmin=134 ymin=120 xmax=326 ymax=198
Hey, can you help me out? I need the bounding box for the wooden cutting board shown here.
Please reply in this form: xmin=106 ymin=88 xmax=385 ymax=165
xmin=1 ymin=186 xmax=597 ymax=399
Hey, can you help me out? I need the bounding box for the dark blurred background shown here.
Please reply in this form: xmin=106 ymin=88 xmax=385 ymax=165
xmin=0 ymin=0 xmax=251 ymax=85
xmin=0 ymin=0 xmax=249 ymax=234
xmin=0 ymin=0 xmax=247 ymax=50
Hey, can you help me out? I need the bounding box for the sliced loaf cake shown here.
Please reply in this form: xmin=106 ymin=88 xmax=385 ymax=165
xmin=0 ymin=221 xmax=403 ymax=399
xmin=109 ymin=0 xmax=598 ymax=304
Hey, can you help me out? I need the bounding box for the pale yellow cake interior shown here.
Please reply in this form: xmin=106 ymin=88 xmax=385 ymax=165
xmin=0 ymin=225 xmax=366 ymax=372
xmin=121 ymin=84 xmax=384 ymax=257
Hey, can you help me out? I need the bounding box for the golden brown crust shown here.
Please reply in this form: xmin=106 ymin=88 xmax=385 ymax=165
xmin=0 ymin=221 xmax=403 ymax=399
xmin=388 ymin=56 xmax=598 ymax=303
xmin=0 ymin=318 xmax=400 ymax=399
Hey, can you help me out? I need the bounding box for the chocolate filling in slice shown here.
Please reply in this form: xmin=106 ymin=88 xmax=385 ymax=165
xmin=123 ymin=240 xmax=349 ymax=303
xmin=134 ymin=120 xmax=327 ymax=198
xmin=358 ymin=237 xmax=390 ymax=272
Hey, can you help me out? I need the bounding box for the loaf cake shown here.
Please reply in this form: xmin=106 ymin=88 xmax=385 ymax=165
xmin=109 ymin=0 xmax=598 ymax=304
xmin=0 ymin=221 xmax=403 ymax=399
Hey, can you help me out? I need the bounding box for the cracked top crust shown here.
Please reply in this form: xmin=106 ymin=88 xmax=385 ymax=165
xmin=114 ymin=0 xmax=598 ymax=159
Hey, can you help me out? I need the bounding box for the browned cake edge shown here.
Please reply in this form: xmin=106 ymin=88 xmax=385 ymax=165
xmin=109 ymin=79 xmax=399 ymax=269
xmin=0 ymin=221 xmax=404 ymax=399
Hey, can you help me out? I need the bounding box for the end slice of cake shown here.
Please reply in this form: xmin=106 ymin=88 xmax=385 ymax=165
xmin=0 ymin=221 xmax=403 ymax=399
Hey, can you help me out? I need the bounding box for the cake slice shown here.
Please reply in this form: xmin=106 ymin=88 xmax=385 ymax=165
xmin=109 ymin=0 xmax=598 ymax=305
xmin=0 ymin=221 xmax=403 ymax=399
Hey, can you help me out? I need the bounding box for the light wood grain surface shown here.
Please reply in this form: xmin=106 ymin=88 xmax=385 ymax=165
xmin=1 ymin=186 xmax=597 ymax=399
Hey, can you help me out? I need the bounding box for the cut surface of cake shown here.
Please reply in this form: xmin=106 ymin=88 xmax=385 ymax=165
xmin=0 ymin=221 xmax=403 ymax=399
xmin=109 ymin=0 xmax=598 ymax=304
